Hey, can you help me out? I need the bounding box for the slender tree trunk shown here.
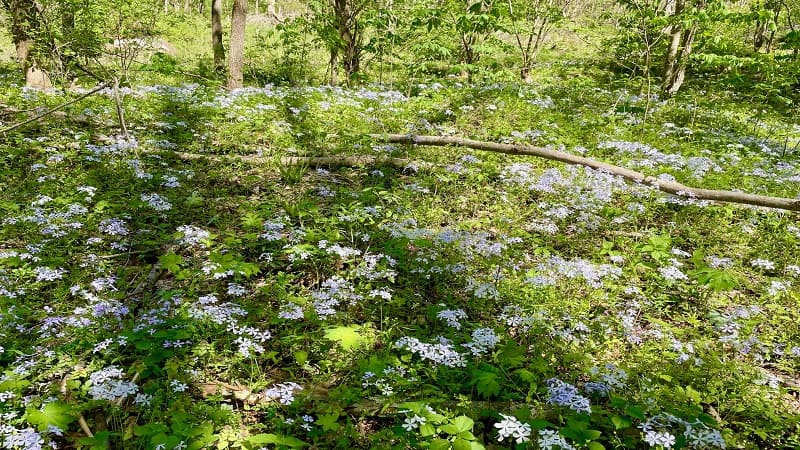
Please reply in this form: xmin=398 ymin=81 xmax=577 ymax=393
xmin=211 ymin=0 xmax=225 ymax=73
xmin=660 ymin=0 xmax=700 ymax=96
xmin=228 ymin=0 xmax=247 ymax=89
xmin=329 ymin=49 xmax=338 ymax=86
xmin=663 ymin=23 xmax=697 ymax=96
xmin=661 ymin=0 xmax=683 ymax=90
xmin=333 ymin=0 xmax=361 ymax=85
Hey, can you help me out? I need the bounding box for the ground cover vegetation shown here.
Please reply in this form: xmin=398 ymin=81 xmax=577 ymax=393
xmin=0 ymin=1 xmax=799 ymax=449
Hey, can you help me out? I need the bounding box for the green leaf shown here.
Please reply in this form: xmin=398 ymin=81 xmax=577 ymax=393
xmin=419 ymin=422 xmax=436 ymax=437
xmin=472 ymin=368 xmax=501 ymax=399
xmin=497 ymin=341 xmax=526 ymax=368
xmin=611 ymin=415 xmax=632 ymax=430
xmin=277 ymin=435 xmax=308 ymax=448
xmin=246 ymin=434 xmax=306 ymax=448
xmin=625 ymin=405 xmax=646 ymax=420
xmin=316 ymin=413 xmax=340 ymax=432
xmin=430 ymin=438 xmax=451 ymax=450
xmin=453 ymin=438 xmax=472 ymax=450
xmin=247 ymin=434 xmax=280 ymax=445
xmin=515 ymin=368 xmax=537 ymax=384
xmin=159 ymin=252 xmax=183 ymax=274
xmin=452 ymin=416 xmax=474 ymax=434
xmin=25 ymin=401 xmax=77 ymax=432
xmin=241 ymin=212 xmax=263 ymax=229
xmin=78 ymin=431 xmax=114 ymax=450
xmin=323 ymin=325 xmax=365 ymax=350
xmin=294 ymin=350 xmax=308 ymax=366
xmin=530 ymin=419 xmax=555 ymax=429
xmin=588 ymin=442 xmax=606 ymax=450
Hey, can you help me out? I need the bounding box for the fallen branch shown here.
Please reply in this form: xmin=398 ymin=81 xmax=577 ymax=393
xmin=372 ymin=134 xmax=800 ymax=212
xmin=0 ymin=82 xmax=110 ymax=135
xmin=154 ymin=149 xmax=429 ymax=170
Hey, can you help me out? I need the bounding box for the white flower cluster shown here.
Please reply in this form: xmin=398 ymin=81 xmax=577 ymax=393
xmin=395 ymin=336 xmax=466 ymax=368
xmin=537 ymin=429 xmax=575 ymax=450
xmin=463 ymin=328 xmax=499 ymax=356
xmin=141 ymin=193 xmax=172 ymax=212
xmin=264 ymin=382 xmax=303 ymax=405
xmin=402 ymin=414 xmax=426 ymax=431
xmin=750 ymin=258 xmax=775 ymax=270
xmin=311 ymin=276 xmax=363 ymax=319
xmin=176 ymin=225 xmax=211 ymax=247
xmin=1 ymin=427 xmax=44 ymax=450
xmin=546 ymin=378 xmax=591 ymax=414
xmin=319 ymin=241 xmax=361 ymax=259
xmin=188 ymin=294 xmax=247 ymax=325
xmin=34 ymin=266 xmax=66 ymax=282
xmin=437 ymin=308 xmax=467 ymax=329
xmin=641 ymin=413 xmax=725 ymax=449
xmin=88 ymin=366 xmax=138 ymax=401
xmin=494 ymin=414 xmax=531 ymax=444
xmin=98 ymin=218 xmax=129 ymax=236
xmin=228 ymin=323 xmax=271 ymax=358
xmin=260 ymin=219 xmax=286 ymax=241
xmin=659 ymin=264 xmax=688 ymax=282
xmin=278 ymin=303 xmax=304 ymax=320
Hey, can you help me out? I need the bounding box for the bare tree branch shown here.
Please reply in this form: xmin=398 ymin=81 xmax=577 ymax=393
xmin=371 ymin=134 xmax=800 ymax=212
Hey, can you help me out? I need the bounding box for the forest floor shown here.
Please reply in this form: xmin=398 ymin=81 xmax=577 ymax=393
xmin=0 ymin=47 xmax=799 ymax=450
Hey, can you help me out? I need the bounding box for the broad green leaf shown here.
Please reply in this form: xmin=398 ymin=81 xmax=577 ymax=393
xmin=611 ymin=415 xmax=632 ymax=430
xmin=453 ymin=438 xmax=472 ymax=450
xmin=324 ymin=325 xmax=365 ymax=350
xmin=430 ymin=438 xmax=451 ymax=450
xmin=497 ymin=341 xmax=526 ymax=368
xmin=159 ymin=252 xmax=183 ymax=274
xmin=419 ymin=422 xmax=436 ymax=437
xmin=247 ymin=434 xmax=280 ymax=445
xmin=472 ymin=369 xmax=501 ymax=398
xmin=294 ymin=350 xmax=308 ymax=366
xmin=316 ymin=413 xmax=340 ymax=432
xmin=452 ymin=416 xmax=474 ymax=433
xmin=588 ymin=442 xmax=606 ymax=450
xmin=277 ymin=435 xmax=308 ymax=448
xmin=25 ymin=401 xmax=77 ymax=432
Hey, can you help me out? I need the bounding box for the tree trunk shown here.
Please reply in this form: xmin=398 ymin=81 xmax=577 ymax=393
xmin=660 ymin=0 xmax=700 ymax=96
xmin=754 ymin=1 xmax=781 ymax=52
xmin=228 ymin=0 xmax=247 ymax=89
xmin=333 ymin=0 xmax=361 ymax=85
xmin=211 ymin=0 xmax=225 ymax=73
xmin=663 ymin=23 xmax=697 ymax=96
xmin=4 ymin=0 xmax=51 ymax=87
xmin=329 ymin=49 xmax=338 ymax=86
xmin=661 ymin=0 xmax=683 ymax=92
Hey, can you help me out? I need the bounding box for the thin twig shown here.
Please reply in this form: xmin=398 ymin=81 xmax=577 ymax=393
xmin=60 ymin=375 xmax=93 ymax=437
xmin=112 ymin=77 xmax=129 ymax=139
